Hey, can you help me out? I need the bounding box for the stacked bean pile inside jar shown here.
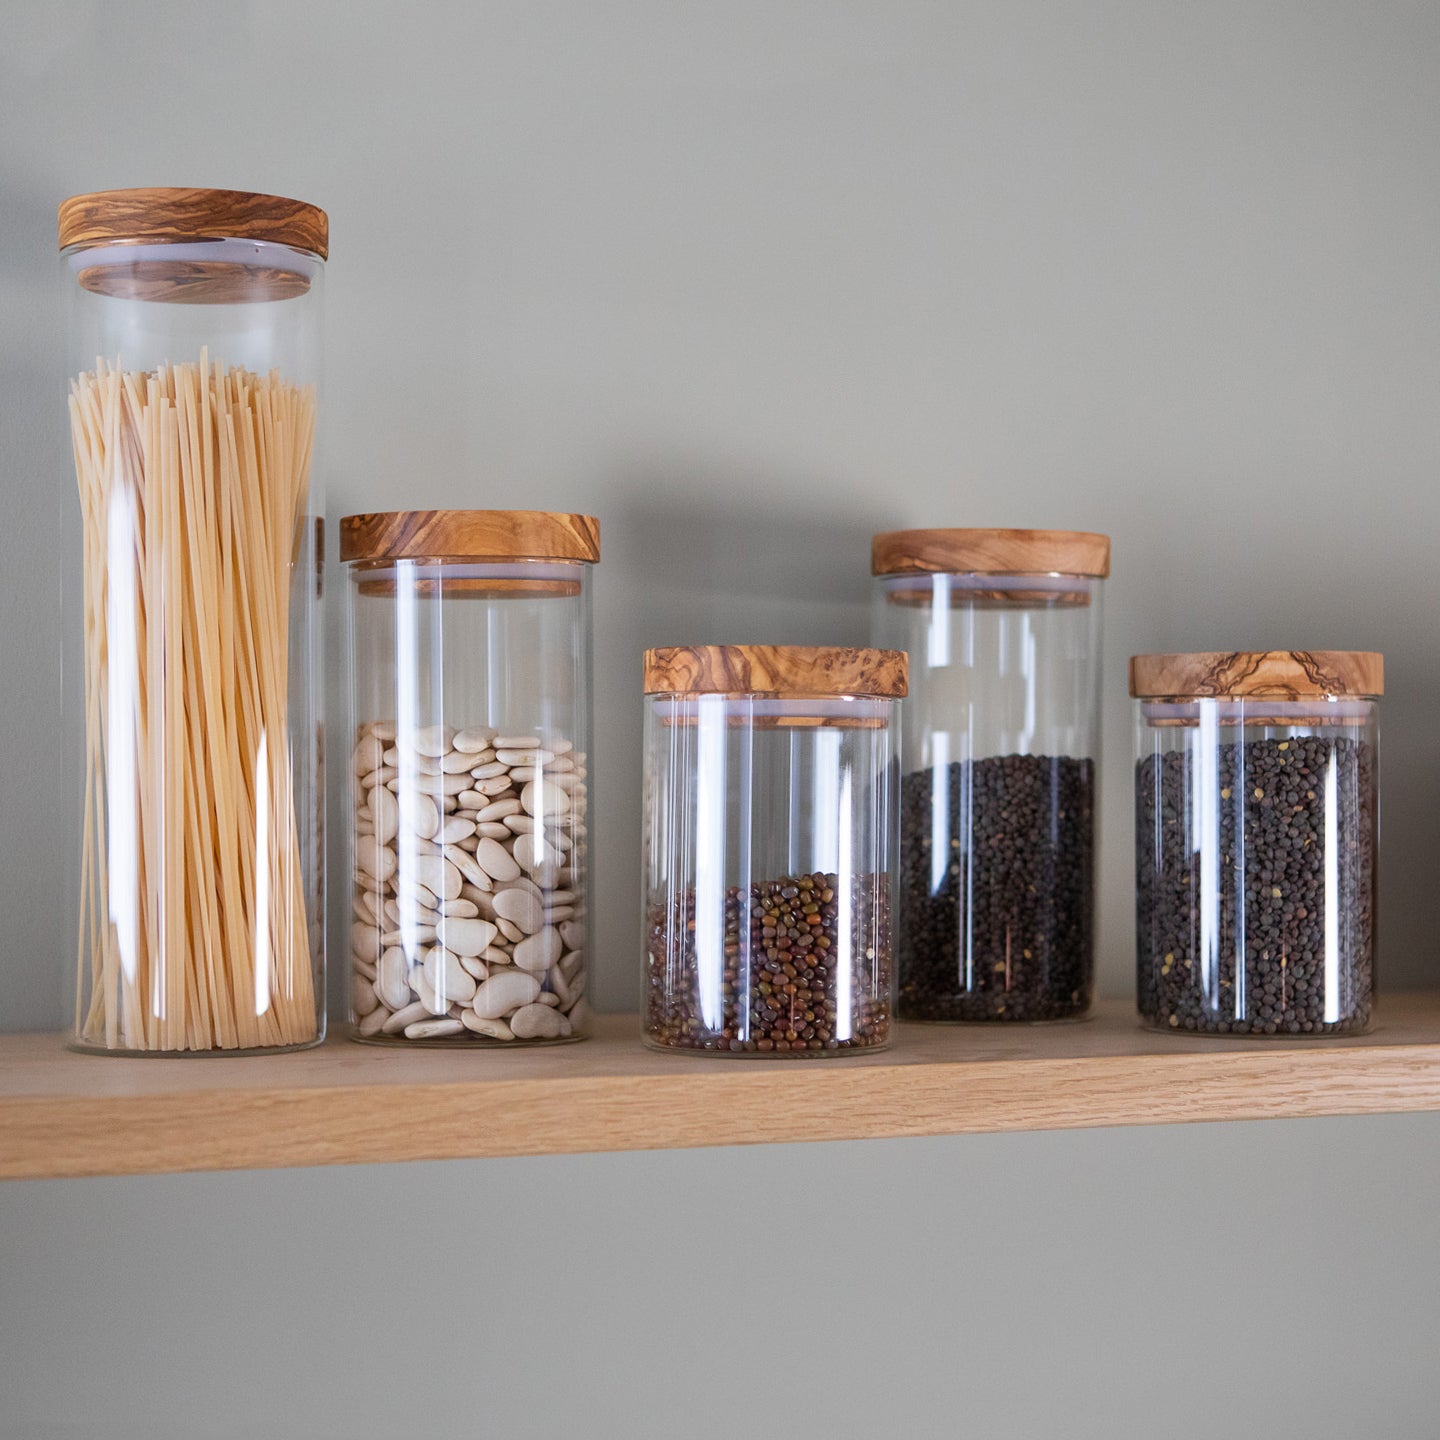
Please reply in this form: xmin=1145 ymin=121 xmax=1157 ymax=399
xmin=350 ymin=722 xmax=589 ymax=1042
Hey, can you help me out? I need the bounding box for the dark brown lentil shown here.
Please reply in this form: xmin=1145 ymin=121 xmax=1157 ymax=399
xmin=898 ymin=755 xmax=1094 ymax=1022
xmin=1135 ymin=735 xmax=1375 ymax=1035
xmin=644 ymin=871 xmax=892 ymax=1055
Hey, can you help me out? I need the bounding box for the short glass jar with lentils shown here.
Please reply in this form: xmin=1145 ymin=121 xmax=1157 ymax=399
xmin=1132 ymin=650 xmax=1382 ymax=1037
xmin=641 ymin=644 xmax=905 ymax=1056
xmin=341 ymin=510 xmax=597 ymax=1045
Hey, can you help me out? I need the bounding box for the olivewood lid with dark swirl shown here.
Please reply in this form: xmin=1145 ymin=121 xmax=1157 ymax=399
xmin=1129 ymin=651 xmax=1384 ymax=700
xmin=59 ymin=188 xmax=328 ymax=303
xmin=644 ymin=645 xmax=907 ymax=699
xmin=872 ymin=528 xmax=1110 ymax=578
xmin=59 ymin=187 xmax=328 ymax=257
xmin=340 ymin=511 xmax=600 ymax=566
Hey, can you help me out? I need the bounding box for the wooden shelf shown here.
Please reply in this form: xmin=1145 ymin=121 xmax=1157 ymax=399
xmin=4 ymin=995 xmax=1440 ymax=1180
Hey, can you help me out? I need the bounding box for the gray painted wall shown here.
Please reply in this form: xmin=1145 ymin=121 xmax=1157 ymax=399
xmin=2 ymin=3 xmax=1438 ymax=1435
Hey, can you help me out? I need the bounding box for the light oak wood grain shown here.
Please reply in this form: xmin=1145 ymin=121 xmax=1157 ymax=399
xmin=3 ymin=997 xmax=1439 ymax=1179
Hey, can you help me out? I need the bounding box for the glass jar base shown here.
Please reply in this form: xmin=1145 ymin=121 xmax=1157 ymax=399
xmin=1139 ymin=1014 xmax=1375 ymax=1039
xmin=349 ymin=1028 xmax=588 ymax=1049
xmin=641 ymin=1034 xmax=893 ymax=1058
xmin=68 ymin=1034 xmax=325 ymax=1058
xmin=901 ymin=1010 xmax=1093 ymax=1026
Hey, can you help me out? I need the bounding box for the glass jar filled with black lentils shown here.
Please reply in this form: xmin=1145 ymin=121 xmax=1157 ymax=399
xmin=871 ymin=529 xmax=1108 ymax=1023
xmin=1131 ymin=651 xmax=1382 ymax=1037
xmin=641 ymin=645 xmax=905 ymax=1056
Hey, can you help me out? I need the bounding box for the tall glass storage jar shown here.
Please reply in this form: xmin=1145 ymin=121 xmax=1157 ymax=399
xmin=642 ymin=644 xmax=906 ymax=1056
xmin=61 ymin=188 xmax=327 ymax=1053
xmin=342 ymin=510 xmax=598 ymax=1045
xmin=1132 ymin=650 xmax=1382 ymax=1036
xmin=872 ymin=528 xmax=1108 ymax=1022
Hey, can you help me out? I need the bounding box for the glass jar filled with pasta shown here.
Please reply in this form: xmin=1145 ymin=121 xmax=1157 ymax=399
xmin=342 ymin=510 xmax=598 ymax=1045
xmin=1132 ymin=650 xmax=1381 ymax=1036
xmin=61 ymin=188 xmax=327 ymax=1053
xmin=642 ymin=645 xmax=905 ymax=1056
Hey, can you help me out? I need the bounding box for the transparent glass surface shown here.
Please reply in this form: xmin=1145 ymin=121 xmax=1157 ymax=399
xmin=1135 ymin=698 xmax=1378 ymax=1036
xmin=642 ymin=695 xmax=898 ymax=1056
xmin=873 ymin=572 xmax=1102 ymax=1022
xmin=64 ymin=238 xmax=325 ymax=1053
xmin=347 ymin=560 xmax=592 ymax=1045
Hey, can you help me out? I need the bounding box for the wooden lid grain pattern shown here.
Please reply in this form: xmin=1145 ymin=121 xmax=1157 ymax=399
xmin=59 ymin=187 xmax=329 ymax=258
xmin=1129 ymin=651 xmax=1384 ymax=700
xmin=340 ymin=511 xmax=600 ymax=565
xmin=644 ymin=645 xmax=908 ymax=698
xmin=872 ymin=527 xmax=1110 ymax=578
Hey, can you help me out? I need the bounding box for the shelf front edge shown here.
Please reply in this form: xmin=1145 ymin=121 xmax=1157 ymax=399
xmin=4 ymin=1042 xmax=1440 ymax=1180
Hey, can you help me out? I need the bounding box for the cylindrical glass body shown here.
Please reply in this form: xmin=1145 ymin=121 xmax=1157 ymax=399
xmin=1132 ymin=652 xmax=1382 ymax=1037
xmin=62 ymin=189 xmax=326 ymax=1053
xmin=342 ymin=511 xmax=597 ymax=1045
xmin=642 ymin=645 xmax=904 ymax=1056
xmin=871 ymin=530 xmax=1107 ymax=1022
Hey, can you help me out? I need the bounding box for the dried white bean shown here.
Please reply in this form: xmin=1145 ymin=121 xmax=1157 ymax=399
xmin=510 ymin=1003 xmax=563 ymax=1039
xmin=382 ymin=1000 xmax=430 ymax=1034
xmin=410 ymin=855 xmax=462 ymax=902
xmin=355 ymin=835 xmax=396 ymax=883
xmin=475 ymin=837 xmax=521 ymax=882
xmin=423 ymin=947 xmax=478 ymax=1004
xmin=461 ymin=1012 xmax=514 ymax=1040
xmin=477 ymin=798 xmax=522 ymax=822
xmin=351 ymin=922 xmax=381 ymax=965
xmin=376 ymin=948 xmax=411 ymax=1010
xmin=450 ymin=849 xmax=493 ymax=891
xmin=434 ymin=916 xmax=499 ymax=957
xmin=357 ymin=1005 xmax=389 ymax=1037
xmin=397 ymin=791 xmax=439 ymax=840
xmin=352 ymin=976 xmax=380 ymax=1017
xmin=473 ymin=971 xmax=541 ymax=1019
xmin=453 ymin=726 xmax=497 ymax=753
xmin=405 ymin=1018 xmax=464 ymax=1040
xmin=513 ymin=926 xmax=562 ymax=975
xmin=492 ymin=887 xmax=544 ymax=933
xmin=407 ymin=724 xmax=456 ymax=757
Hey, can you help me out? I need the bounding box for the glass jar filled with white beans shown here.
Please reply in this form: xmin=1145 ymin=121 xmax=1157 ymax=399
xmin=340 ymin=510 xmax=598 ymax=1045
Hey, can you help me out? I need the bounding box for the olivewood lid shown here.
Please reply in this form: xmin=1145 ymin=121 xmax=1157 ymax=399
xmin=644 ymin=645 xmax=908 ymax=699
xmin=339 ymin=511 xmax=601 ymax=566
xmin=872 ymin=528 xmax=1110 ymax=578
xmin=1129 ymin=651 xmax=1384 ymax=700
xmin=58 ymin=187 xmax=329 ymax=258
